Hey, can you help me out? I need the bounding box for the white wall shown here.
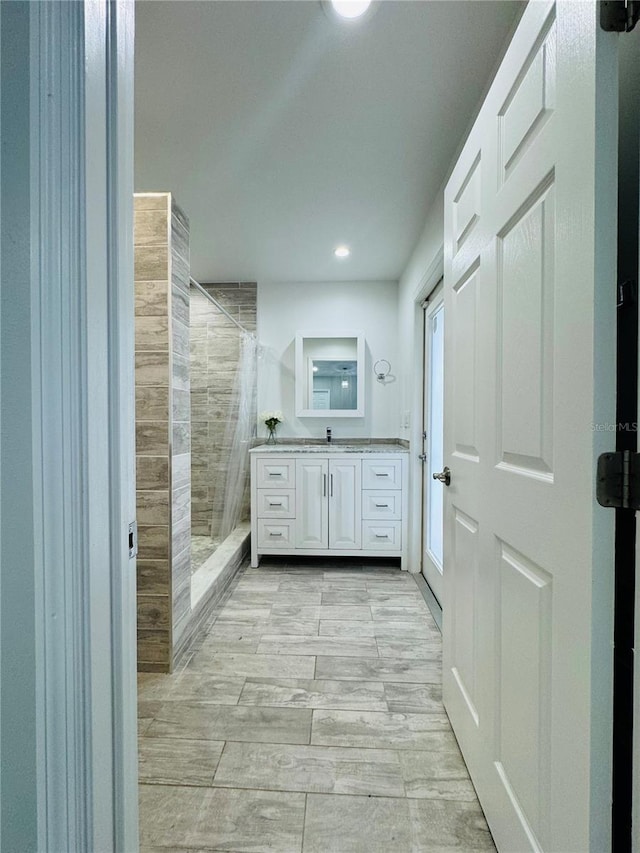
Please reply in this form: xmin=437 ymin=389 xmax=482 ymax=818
xmin=395 ymin=194 xmax=444 ymax=572
xmin=397 ymin=192 xmax=444 ymax=442
xmin=257 ymin=280 xmax=399 ymax=439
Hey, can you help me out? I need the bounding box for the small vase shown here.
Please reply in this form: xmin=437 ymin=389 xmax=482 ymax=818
xmin=266 ymin=426 xmax=277 ymax=445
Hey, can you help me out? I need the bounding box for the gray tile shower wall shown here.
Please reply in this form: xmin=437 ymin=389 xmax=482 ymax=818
xmin=134 ymin=192 xmax=192 ymax=672
xmin=189 ymin=282 xmax=256 ymax=538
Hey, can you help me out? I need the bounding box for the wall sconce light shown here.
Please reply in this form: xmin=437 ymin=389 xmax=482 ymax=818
xmin=374 ymin=359 xmax=391 ymax=382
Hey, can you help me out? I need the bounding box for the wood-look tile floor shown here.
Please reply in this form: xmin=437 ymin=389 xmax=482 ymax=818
xmin=138 ymin=560 xmax=496 ymax=853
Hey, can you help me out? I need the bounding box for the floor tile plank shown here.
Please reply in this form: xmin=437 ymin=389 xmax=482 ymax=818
xmin=256 ymin=635 xmax=379 ymax=658
xmin=315 ymin=656 xmax=441 ymax=684
xmin=238 ymin=678 xmax=388 ymax=711
xmin=407 ymin=798 xmax=497 ymax=850
xmin=187 ymin=651 xmax=316 ymax=679
xmin=139 ymin=784 xmax=305 ymax=852
xmin=213 ymin=742 xmax=405 ymax=797
xmin=138 ymin=673 xmax=245 ymax=705
xmin=303 ymin=794 xmax=412 ymax=852
xmin=146 ymin=701 xmax=312 ymax=744
xmin=383 ymin=682 xmax=444 ymax=714
xmin=399 ymin=750 xmax=478 ymax=800
xmin=376 ymin=638 xmax=441 ymax=660
xmin=318 ymin=620 xmax=376 ymax=637
xmin=138 ymin=737 xmax=224 ymax=787
xmin=311 ymin=709 xmax=454 ymax=750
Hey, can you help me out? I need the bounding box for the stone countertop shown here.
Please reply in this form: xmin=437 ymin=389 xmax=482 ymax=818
xmin=250 ymin=443 xmax=409 ymax=454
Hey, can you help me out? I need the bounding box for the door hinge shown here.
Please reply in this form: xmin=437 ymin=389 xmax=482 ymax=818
xmin=128 ymin=520 xmax=138 ymax=558
xmin=617 ymin=279 xmax=638 ymax=309
xmin=600 ymin=0 xmax=639 ymax=32
xmin=597 ymin=451 xmax=640 ymax=509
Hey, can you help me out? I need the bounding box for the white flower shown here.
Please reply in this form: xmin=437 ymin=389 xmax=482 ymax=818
xmin=260 ymin=410 xmax=283 ymax=424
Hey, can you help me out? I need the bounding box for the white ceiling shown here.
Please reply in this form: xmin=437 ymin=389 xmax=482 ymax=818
xmin=135 ymin=0 xmax=522 ymax=283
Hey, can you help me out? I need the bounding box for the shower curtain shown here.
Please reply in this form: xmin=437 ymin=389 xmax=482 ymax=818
xmin=214 ymin=331 xmax=258 ymax=542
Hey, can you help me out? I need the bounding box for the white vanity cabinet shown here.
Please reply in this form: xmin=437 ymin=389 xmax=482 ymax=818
xmin=250 ymin=446 xmax=408 ymax=568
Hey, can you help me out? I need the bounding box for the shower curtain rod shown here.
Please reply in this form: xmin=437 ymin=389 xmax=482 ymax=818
xmin=189 ymin=277 xmax=256 ymax=338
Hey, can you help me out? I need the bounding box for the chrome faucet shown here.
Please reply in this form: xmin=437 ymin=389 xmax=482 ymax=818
xmin=326 ymin=428 xmax=332 ymax=444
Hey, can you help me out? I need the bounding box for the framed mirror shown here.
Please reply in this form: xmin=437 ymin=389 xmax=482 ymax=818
xmin=295 ymin=332 xmax=365 ymax=417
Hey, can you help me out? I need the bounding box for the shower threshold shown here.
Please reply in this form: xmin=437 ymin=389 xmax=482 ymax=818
xmin=190 ymin=522 xmax=250 ymax=613
xmin=191 ymin=535 xmax=220 ymax=573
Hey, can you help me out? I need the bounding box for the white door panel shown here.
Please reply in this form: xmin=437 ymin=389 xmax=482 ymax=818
xmin=443 ymin=3 xmax=616 ymax=851
xmin=295 ymin=459 xmax=328 ymax=548
xmin=329 ymin=460 xmax=362 ymax=549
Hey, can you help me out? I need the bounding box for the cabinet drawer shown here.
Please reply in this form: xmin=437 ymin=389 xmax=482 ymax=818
xmin=362 ymin=458 xmax=402 ymax=489
xmin=362 ymin=490 xmax=401 ymax=520
xmin=362 ymin=520 xmax=402 ymax=550
xmin=255 ymin=457 xmax=296 ymax=489
xmin=256 ymin=488 xmax=295 ymax=518
xmin=257 ymin=519 xmax=296 ymax=549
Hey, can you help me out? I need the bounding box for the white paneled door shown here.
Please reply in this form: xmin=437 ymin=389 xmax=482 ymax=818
xmin=443 ymin=3 xmax=617 ymax=851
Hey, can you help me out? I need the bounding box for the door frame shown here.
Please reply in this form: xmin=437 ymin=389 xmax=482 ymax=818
xmin=407 ymin=249 xmax=444 ymax=577
xmin=420 ymin=280 xmax=445 ymax=605
xmin=615 ymin=20 xmax=640 ymax=853
xmin=0 ymin=3 xmax=137 ymax=850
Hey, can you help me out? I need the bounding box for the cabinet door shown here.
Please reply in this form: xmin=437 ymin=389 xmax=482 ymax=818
xmin=329 ymin=459 xmax=362 ymax=550
xmin=295 ymin=458 xmax=328 ymax=548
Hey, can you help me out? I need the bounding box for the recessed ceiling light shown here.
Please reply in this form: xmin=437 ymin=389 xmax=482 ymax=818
xmin=334 ymin=245 xmax=350 ymax=259
xmin=321 ymin=0 xmax=376 ymax=23
xmin=330 ymin=0 xmax=372 ymax=19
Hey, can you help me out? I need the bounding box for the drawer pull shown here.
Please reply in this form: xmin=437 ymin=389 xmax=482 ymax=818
xmin=268 ymin=472 xmax=283 ymax=477
xmin=268 ymin=501 xmax=283 ymax=507
xmin=375 ymin=472 xmax=389 ymax=477
xmin=269 ymin=532 xmax=284 ymax=537
xmin=375 ymin=503 xmax=389 ymax=508
xmin=375 ymin=534 xmax=389 ymax=539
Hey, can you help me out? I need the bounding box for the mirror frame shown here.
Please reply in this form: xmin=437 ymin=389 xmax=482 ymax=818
xmin=295 ymin=331 xmax=365 ymax=418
